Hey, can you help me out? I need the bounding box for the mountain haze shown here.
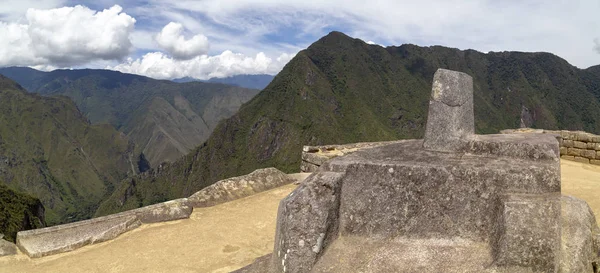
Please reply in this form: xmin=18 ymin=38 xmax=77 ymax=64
xmin=172 ymin=74 xmax=274 ymax=90
xmin=0 ymin=75 xmax=136 ymax=227
xmin=0 ymin=68 xmax=260 ymax=167
xmin=72 ymin=32 xmax=600 ymax=215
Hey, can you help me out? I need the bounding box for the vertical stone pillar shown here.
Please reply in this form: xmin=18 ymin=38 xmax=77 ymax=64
xmin=423 ymin=69 xmax=474 ymax=152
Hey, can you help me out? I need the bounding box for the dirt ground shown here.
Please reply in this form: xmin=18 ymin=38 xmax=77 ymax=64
xmin=1 ymin=160 xmax=600 ymax=273
xmin=560 ymin=159 xmax=600 ymax=216
xmin=0 ymin=184 xmax=297 ymax=273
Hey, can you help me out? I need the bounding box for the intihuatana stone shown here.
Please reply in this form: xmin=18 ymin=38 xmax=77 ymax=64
xmin=423 ymin=69 xmax=474 ymax=152
xmin=237 ymin=68 xmax=600 ymax=273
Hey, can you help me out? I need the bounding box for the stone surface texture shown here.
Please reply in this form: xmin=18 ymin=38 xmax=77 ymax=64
xmin=502 ymin=128 xmax=600 ymax=165
xmin=560 ymin=195 xmax=600 ymax=273
xmin=188 ymin=167 xmax=295 ymax=207
xmin=300 ymin=141 xmax=399 ymax=172
xmin=423 ymin=68 xmax=474 ymax=152
xmin=239 ymin=69 xmax=600 ymax=273
xmin=16 ymin=214 xmax=141 ymax=258
xmin=0 ymin=236 xmax=17 ymax=257
xmin=16 ymin=197 xmax=193 ymax=258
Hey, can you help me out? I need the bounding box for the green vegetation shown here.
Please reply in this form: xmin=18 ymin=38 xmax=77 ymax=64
xmin=0 ymin=68 xmax=260 ymax=167
xmin=0 ymin=184 xmax=45 ymax=242
xmin=97 ymin=31 xmax=600 ymax=215
xmin=0 ymin=75 xmax=134 ymax=227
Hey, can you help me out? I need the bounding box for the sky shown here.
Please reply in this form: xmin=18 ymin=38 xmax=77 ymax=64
xmin=0 ymin=0 xmax=599 ymax=80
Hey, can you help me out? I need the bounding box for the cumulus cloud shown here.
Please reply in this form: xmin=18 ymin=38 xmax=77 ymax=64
xmin=146 ymin=0 xmax=600 ymax=68
xmin=0 ymin=5 xmax=135 ymax=67
xmin=156 ymin=22 xmax=209 ymax=59
xmin=109 ymin=50 xmax=295 ymax=80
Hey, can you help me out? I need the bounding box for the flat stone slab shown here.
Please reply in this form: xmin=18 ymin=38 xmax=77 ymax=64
xmin=0 ymin=238 xmax=17 ymax=257
xmin=17 ymin=214 xmax=141 ymax=258
xmin=188 ymin=167 xmax=295 ymax=207
xmin=130 ymin=198 xmax=192 ymax=224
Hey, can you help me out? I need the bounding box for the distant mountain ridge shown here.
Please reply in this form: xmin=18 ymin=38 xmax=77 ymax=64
xmin=172 ymin=74 xmax=274 ymax=90
xmin=98 ymin=31 xmax=600 ymax=215
xmin=0 ymin=68 xmax=260 ymax=167
xmin=0 ymin=75 xmax=135 ymax=228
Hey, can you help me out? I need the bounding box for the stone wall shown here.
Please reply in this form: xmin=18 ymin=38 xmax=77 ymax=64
xmin=501 ymin=128 xmax=600 ymax=165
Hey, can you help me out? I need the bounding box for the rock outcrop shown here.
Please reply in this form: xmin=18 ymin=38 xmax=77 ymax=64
xmin=188 ymin=168 xmax=296 ymax=208
xmin=237 ymin=69 xmax=600 ymax=273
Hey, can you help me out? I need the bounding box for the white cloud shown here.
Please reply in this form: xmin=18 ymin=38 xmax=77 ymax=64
xmin=155 ymin=22 xmax=209 ymax=59
xmin=109 ymin=50 xmax=294 ymax=80
xmin=595 ymin=38 xmax=600 ymax=54
xmin=145 ymin=0 xmax=600 ymax=68
xmin=0 ymin=0 xmax=65 ymax=21
xmin=0 ymin=5 xmax=135 ymax=67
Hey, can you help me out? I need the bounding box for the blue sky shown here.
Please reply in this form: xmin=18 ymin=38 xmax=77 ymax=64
xmin=1 ymin=0 xmax=599 ymax=80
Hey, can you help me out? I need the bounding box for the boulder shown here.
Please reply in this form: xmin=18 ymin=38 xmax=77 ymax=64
xmin=0 ymin=235 xmax=17 ymax=256
xmin=188 ymin=168 xmax=295 ymax=208
xmin=561 ymin=195 xmax=600 ymax=273
xmin=131 ymin=198 xmax=192 ymax=224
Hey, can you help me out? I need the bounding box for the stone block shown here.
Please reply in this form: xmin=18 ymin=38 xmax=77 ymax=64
xmin=492 ymin=194 xmax=561 ymax=271
xmin=590 ymin=159 xmax=600 ymax=166
xmin=0 ymin=238 xmax=17 ymax=257
xmin=188 ymin=167 xmax=295 ymax=208
xmin=301 ymin=152 xmax=331 ymax=168
xmin=423 ymin=69 xmax=474 ymax=152
xmin=16 ymin=214 xmax=141 ymax=258
xmin=592 ymin=136 xmax=600 ymax=143
xmin=567 ymin=148 xmax=582 ymax=157
xmin=574 ymin=141 xmax=587 ymax=149
xmin=131 ymin=198 xmax=192 ymax=224
xmin=561 ymin=195 xmax=600 ymax=273
xmin=271 ymin=172 xmax=345 ymax=273
xmin=581 ymin=149 xmax=597 ymax=160
xmin=577 ymin=133 xmax=592 ymax=142
xmin=574 ymin=157 xmax=590 ymax=164
xmin=563 ymin=139 xmax=574 ymax=148
xmin=561 ymin=155 xmax=575 ymax=161
xmin=559 ymin=147 xmax=568 ymax=155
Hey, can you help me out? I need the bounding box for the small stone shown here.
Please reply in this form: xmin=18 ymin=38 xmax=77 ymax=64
xmin=298 ymin=239 xmax=305 ymax=247
xmin=590 ymin=160 xmax=600 ymax=166
xmin=563 ymin=140 xmax=574 ymax=148
xmin=567 ymin=148 xmax=582 ymax=157
xmin=573 ymin=141 xmax=587 ymax=149
xmin=574 ymin=157 xmax=590 ymax=164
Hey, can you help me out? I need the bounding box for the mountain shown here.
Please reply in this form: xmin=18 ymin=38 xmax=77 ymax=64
xmin=0 ymin=183 xmax=45 ymax=242
xmin=172 ymin=74 xmax=274 ymax=90
xmin=0 ymin=68 xmax=260 ymax=167
xmin=0 ymin=75 xmax=136 ymax=227
xmin=96 ymin=31 xmax=600 ymax=215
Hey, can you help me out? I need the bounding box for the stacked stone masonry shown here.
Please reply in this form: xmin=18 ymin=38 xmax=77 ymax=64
xmin=501 ymin=128 xmax=600 ymax=165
